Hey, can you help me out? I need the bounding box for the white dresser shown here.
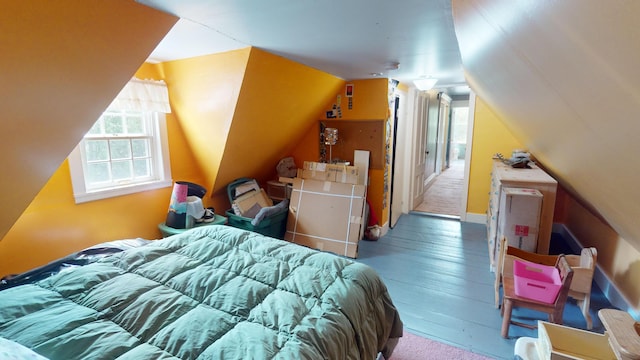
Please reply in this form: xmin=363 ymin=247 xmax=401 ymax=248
xmin=487 ymin=160 xmax=558 ymax=270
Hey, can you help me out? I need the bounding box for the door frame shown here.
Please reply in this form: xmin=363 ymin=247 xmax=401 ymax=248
xmin=389 ymin=95 xmax=401 ymax=228
xmin=397 ymin=89 xmax=475 ymax=221
xmin=435 ymin=92 xmax=452 ymax=175
xmin=408 ymin=89 xmax=430 ymax=211
xmin=458 ymin=91 xmax=476 ymax=222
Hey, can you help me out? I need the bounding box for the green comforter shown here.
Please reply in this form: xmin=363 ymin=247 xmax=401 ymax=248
xmin=0 ymin=226 xmax=402 ymax=359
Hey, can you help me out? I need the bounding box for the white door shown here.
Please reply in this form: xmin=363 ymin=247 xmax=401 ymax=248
xmin=425 ymin=92 xmax=439 ymax=183
xmin=411 ymin=92 xmax=429 ymax=208
xmin=436 ymin=93 xmax=452 ymax=173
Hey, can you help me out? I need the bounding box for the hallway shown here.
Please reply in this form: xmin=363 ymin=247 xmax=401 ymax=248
xmin=414 ymin=160 xmax=465 ymax=217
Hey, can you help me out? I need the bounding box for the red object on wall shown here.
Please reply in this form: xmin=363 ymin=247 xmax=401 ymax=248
xmin=366 ymin=198 xmax=378 ymax=226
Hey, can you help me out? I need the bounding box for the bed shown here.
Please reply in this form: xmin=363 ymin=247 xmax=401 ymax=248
xmin=0 ymin=225 xmax=403 ymax=359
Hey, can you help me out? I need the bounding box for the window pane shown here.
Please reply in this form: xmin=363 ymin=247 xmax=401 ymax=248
xmin=110 ymin=139 xmax=131 ymax=160
xmin=85 ymin=140 xmax=109 ymax=161
xmin=133 ymin=158 xmax=150 ymax=177
xmin=87 ymin=119 xmax=103 ymax=135
xmin=452 ymin=107 xmax=469 ymax=143
xmin=104 ymin=114 xmax=124 ymax=134
xmin=111 ymin=160 xmax=132 ymax=180
xmin=132 ymin=139 xmax=149 ymax=158
xmin=70 ymin=105 xmax=170 ymax=202
xmin=86 ymin=162 xmax=110 ymax=183
xmin=126 ymin=114 xmax=144 ymax=134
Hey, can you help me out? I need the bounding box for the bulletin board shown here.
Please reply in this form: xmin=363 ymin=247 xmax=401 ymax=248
xmin=320 ymin=120 xmax=384 ymax=169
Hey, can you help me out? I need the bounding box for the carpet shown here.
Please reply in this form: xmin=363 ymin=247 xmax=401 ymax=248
xmin=415 ymin=161 xmax=465 ymax=216
xmin=389 ymin=331 xmax=492 ymax=360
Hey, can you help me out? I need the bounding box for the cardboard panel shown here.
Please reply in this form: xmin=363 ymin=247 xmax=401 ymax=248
xmin=354 ymin=150 xmax=370 ymax=187
xmin=234 ymin=188 xmax=273 ymax=217
xmin=300 ymin=162 xmax=359 ymax=184
xmin=498 ymin=187 xmax=543 ymax=253
xmin=298 ymin=169 xmax=333 ymax=182
xmin=290 ymin=236 xmax=359 ymax=259
xmin=285 ymin=178 xmax=365 ymax=258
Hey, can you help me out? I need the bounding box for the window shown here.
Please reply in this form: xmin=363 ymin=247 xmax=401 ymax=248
xmin=69 ymin=78 xmax=172 ymax=203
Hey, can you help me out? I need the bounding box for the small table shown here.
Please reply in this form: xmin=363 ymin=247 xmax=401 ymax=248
xmin=158 ymin=214 xmax=227 ymax=237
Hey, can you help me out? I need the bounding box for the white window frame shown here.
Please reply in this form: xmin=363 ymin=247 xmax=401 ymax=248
xmin=69 ymin=111 xmax=172 ymax=204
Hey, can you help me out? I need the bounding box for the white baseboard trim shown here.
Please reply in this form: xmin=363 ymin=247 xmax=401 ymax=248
xmin=464 ymin=212 xmax=486 ymax=224
xmin=380 ymin=221 xmax=389 ymax=237
xmin=553 ymin=223 xmax=639 ymax=320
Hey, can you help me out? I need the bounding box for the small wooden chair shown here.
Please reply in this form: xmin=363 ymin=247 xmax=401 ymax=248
xmin=494 ymin=237 xmax=598 ymax=329
xmin=501 ymin=255 xmax=574 ymax=338
xmin=565 ymin=247 xmax=597 ymax=330
xmin=494 ymin=237 xmax=556 ymax=308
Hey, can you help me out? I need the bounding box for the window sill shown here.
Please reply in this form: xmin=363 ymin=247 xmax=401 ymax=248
xmin=73 ymin=179 xmax=172 ymax=204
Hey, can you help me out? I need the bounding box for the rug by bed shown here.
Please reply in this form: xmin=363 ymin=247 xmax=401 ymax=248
xmin=389 ymin=330 xmax=493 ymax=360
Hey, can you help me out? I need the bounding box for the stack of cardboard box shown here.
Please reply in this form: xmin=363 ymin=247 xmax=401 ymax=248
xmin=228 ymin=179 xmax=273 ymax=217
xmin=225 ymin=178 xmax=288 ymax=239
xmin=283 ymin=151 xmax=369 ymax=258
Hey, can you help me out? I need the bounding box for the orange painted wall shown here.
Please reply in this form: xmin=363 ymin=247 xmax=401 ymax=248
xmin=1 ymin=48 xmax=347 ymax=277
xmin=158 ymin=48 xmax=343 ymax=212
xmin=319 ymin=78 xmax=389 ymax=121
xmin=218 ymin=49 xmax=344 ymax=191
xmin=468 ymin=96 xmax=584 ymax=223
xmin=292 ymin=78 xmax=391 ymax=226
xmin=0 ymin=63 xmax=200 ymax=278
xmin=466 ymin=97 xmax=524 ymax=214
xmin=0 ymin=1 xmax=177 ymax=241
xmin=290 ymin=121 xmax=325 ymax=164
xmin=157 ymin=48 xmax=251 ymax=207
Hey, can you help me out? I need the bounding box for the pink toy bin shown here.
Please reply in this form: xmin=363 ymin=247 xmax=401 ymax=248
xmin=513 ymin=259 xmax=562 ymax=303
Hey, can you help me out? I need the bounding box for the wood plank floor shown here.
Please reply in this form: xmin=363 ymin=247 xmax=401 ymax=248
xmin=355 ymin=213 xmax=614 ymax=359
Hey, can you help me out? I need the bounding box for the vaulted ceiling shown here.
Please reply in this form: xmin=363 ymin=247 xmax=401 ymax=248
xmin=136 ymin=0 xmax=471 ymax=95
xmin=137 ymin=0 xmax=640 ymax=252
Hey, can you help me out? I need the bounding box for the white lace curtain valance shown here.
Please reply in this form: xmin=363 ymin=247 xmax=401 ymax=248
xmin=108 ymin=77 xmax=171 ymax=113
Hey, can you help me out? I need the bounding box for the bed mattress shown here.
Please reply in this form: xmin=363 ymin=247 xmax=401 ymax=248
xmin=0 ymin=225 xmax=402 ymax=359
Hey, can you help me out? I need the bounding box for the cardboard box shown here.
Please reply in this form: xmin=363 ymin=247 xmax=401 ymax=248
xmin=266 ymin=180 xmax=292 ymax=201
xmin=233 ymin=188 xmax=273 ymax=218
xmin=231 ymin=178 xmax=261 ymax=198
xmin=498 ymin=187 xmax=542 ymax=254
xmin=298 ymin=168 xmax=334 ymax=182
xmin=301 ymin=161 xmax=359 ymax=184
xmin=285 ymin=178 xmax=366 ymax=258
xmin=226 ymin=178 xmax=287 ymax=239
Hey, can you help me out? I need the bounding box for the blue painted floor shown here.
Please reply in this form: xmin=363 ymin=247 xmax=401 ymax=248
xmin=355 ymin=213 xmax=615 ymax=359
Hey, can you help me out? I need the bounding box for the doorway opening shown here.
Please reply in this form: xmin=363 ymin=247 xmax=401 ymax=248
xmin=414 ymin=102 xmax=469 ymax=218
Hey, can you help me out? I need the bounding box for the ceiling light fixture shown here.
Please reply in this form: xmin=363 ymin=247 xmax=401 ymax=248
xmin=413 ymin=78 xmax=438 ymax=91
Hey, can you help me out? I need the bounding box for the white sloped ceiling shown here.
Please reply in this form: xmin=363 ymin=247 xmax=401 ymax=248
xmin=452 ymin=0 xmax=640 ymax=250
